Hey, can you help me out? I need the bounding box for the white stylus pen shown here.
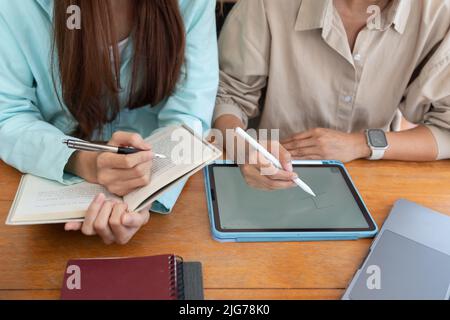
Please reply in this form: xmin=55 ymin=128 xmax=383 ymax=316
xmin=235 ymin=127 xmax=316 ymax=197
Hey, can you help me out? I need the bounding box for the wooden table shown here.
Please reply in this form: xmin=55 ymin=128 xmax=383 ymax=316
xmin=1 ymin=160 xmax=450 ymax=300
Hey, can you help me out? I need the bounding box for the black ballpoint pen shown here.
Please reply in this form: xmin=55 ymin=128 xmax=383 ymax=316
xmin=62 ymin=139 xmax=167 ymax=158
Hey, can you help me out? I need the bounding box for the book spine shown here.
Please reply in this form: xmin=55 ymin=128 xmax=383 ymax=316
xmin=168 ymin=255 xmax=185 ymax=300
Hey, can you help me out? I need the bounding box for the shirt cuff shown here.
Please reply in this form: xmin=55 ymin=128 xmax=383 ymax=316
xmin=150 ymin=179 xmax=188 ymax=214
xmin=426 ymin=125 xmax=450 ymax=160
xmin=61 ymin=172 xmax=84 ymax=185
xmin=213 ymin=103 xmax=249 ymax=128
xmin=54 ymin=137 xmax=85 ymax=185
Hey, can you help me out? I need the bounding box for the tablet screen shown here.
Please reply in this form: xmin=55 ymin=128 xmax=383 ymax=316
xmin=210 ymin=164 xmax=374 ymax=232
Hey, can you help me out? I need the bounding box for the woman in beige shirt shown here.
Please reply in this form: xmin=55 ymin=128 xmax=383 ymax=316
xmin=214 ymin=0 xmax=450 ymax=190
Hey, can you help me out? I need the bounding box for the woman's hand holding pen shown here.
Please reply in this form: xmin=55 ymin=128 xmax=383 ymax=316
xmin=215 ymin=117 xmax=298 ymax=191
xmin=95 ymin=132 xmax=154 ymax=196
xmin=238 ymin=139 xmax=298 ymax=191
xmin=67 ymin=131 xmax=154 ymax=196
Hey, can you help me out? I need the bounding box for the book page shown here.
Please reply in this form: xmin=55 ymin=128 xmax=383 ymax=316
xmin=150 ymin=137 xmax=178 ymax=179
xmin=10 ymin=175 xmax=120 ymax=223
xmin=123 ymin=125 xmax=221 ymax=211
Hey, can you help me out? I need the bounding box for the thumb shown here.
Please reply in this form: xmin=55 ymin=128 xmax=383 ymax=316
xmin=65 ymin=222 xmax=83 ymax=231
xmin=278 ymin=145 xmax=293 ymax=172
xmin=122 ymin=211 xmax=150 ymax=228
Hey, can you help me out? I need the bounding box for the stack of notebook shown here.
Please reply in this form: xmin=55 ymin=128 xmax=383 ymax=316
xmin=61 ymin=255 xmax=204 ymax=300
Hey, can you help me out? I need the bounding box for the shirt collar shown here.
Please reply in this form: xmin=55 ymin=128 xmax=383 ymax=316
xmin=295 ymin=0 xmax=333 ymax=32
xmin=390 ymin=0 xmax=411 ymax=34
xmin=294 ymin=0 xmax=411 ymax=35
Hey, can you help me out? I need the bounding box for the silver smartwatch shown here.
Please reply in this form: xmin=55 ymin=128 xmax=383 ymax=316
xmin=365 ymin=129 xmax=389 ymax=160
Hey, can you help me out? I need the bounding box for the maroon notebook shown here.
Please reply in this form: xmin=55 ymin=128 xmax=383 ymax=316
xmin=61 ymin=255 xmax=182 ymax=300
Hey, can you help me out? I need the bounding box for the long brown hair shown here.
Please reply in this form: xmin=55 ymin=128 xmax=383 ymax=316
xmin=53 ymin=0 xmax=186 ymax=139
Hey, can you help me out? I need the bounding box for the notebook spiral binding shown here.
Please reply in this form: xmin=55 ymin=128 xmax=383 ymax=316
xmin=168 ymin=255 xmax=185 ymax=300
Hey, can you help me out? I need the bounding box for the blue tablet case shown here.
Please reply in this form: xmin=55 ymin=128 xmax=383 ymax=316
xmin=203 ymin=160 xmax=378 ymax=243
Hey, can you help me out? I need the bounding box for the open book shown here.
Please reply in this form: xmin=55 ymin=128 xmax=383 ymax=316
xmin=6 ymin=125 xmax=222 ymax=225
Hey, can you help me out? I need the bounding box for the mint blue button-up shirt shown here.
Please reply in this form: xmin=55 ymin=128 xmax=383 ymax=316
xmin=0 ymin=0 xmax=219 ymax=213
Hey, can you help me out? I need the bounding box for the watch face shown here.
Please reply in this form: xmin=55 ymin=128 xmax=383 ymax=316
xmin=368 ymin=130 xmax=388 ymax=148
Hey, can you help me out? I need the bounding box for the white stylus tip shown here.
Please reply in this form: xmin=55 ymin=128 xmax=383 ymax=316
xmin=294 ymin=178 xmax=316 ymax=197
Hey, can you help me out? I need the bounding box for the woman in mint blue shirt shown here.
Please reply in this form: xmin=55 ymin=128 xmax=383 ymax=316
xmin=0 ymin=0 xmax=219 ymax=244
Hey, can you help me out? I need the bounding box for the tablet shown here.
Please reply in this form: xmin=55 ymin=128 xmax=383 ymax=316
xmin=204 ymin=160 xmax=378 ymax=242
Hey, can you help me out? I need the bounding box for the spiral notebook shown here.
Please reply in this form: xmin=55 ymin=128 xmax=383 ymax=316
xmin=60 ymin=255 xmax=204 ymax=300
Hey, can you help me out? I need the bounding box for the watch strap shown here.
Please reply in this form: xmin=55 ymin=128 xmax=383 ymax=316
xmin=368 ymin=148 xmax=386 ymax=160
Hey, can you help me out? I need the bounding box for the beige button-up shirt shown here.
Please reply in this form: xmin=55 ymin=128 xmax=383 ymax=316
xmin=214 ymin=0 xmax=450 ymax=159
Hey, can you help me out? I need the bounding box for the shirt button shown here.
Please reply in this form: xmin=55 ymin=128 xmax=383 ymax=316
xmin=343 ymin=96 xmax=353 ymax=103
xmin=354 ymin=54 xmax=362 ymax=62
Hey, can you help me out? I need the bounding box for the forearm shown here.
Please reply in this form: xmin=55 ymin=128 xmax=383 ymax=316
xmin=383 ymin=126 xmax=439 ymax=161
xmin=214 ymin=114 xmax=245 ymax=135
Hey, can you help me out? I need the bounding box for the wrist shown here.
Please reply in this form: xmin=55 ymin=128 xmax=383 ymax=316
xmin=66 ymin=151 xmax=98 ymax=183
xmin=352 ymin=132 xmax=372 ymax=159
xmin=225 ymin=127 xmax=248 ymax=163
xmin=214 ymin=115 xmax=246 ymax=162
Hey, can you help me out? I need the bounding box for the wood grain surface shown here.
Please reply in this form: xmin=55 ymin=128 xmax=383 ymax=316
xmin=0 ymin=160 xmax=449 ymax=300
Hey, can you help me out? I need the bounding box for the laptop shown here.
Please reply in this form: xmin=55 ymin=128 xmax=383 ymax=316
xmin=343 ymin=199 xmax=450 ymax=300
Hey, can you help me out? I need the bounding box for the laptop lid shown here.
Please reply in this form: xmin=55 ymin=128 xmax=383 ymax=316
xmin=343 ymin=199 xmax=450 ymax=300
